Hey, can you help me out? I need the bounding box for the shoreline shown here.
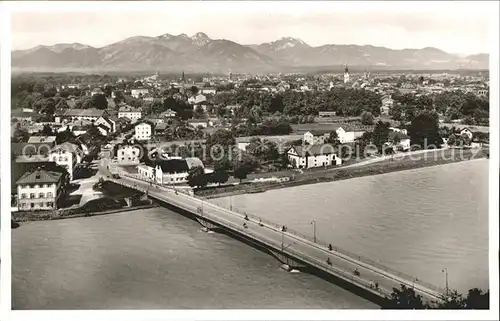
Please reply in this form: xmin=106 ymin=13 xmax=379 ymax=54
xmin=199 ymin=149 xmax=488 ymax=199
xmin=12 ymin=204 xmax=158 ymax=223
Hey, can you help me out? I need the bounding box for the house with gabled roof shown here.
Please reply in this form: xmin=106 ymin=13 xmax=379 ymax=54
xmin=137 ymin=157 xmax=204 ymax=185
xmin=48 ymin=142 xmax=84 ymax=181
xmin=16 ymin=168 xmax=65 ymax=211
xmin=303 ymin=130 xmax=331 ymax=145
xmin=287 ymin=144 xmax=342 ymax=169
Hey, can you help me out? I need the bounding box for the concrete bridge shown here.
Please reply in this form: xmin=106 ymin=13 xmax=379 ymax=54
xmin=106 ymin=172 xmax=446 ymax=304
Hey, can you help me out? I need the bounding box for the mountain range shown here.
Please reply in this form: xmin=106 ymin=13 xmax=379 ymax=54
xmin=12 ymin=32 xmax=489 ymax=73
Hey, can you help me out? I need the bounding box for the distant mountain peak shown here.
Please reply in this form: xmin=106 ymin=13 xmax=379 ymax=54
xmin=191 ymin=32 xmax=212 ymax=45
xmin=278 ymin=36 xmax=307 ymax=45
xmin=262 ymin=36 xmax=310 ymax=51
xmin=159 ymin=33 xmax=175 ymax=39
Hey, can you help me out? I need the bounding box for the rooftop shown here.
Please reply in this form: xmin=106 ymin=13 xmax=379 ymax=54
xmin=290 ymin=144 xmax=338 ymax=157
xmin=58 ymin=108 xmax=105 ymax=118
xmin=16 ymin=169 xmax=63 ymax=185
xmin=27 ymin=136 xmax=56 ymax=144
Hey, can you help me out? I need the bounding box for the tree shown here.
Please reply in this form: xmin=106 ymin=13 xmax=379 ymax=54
xmin=75 ymin=97 xmax=93 ymax=109
xmin=41 ymin=124 xmax=54 ymax=136
xmin=433 ymin=290 xmax=466 ymax=309
xmin=326 ymin=131 xmax=340 ymax=146
xmin=409 ymin=112 xmax=442 ymax=149
xmin=91 ymin=94 xmax=108 ymax=110
xmin=214 ymin=156 xmax=232 ymax=172
xmin=191 ymin=86 xmax=199 ymax=96
xmin=384 ymin=284 xmax=426 ymax=309
xmin=372 ymin=121 xmax=391 ymax=152
xmin=209 ymin=170 xmax=229 ymax=185
xmin=233 ymin=163 xmax=252 ymax=183
xmin=360 ymin=111 xmax=375 ymax=125
xmin=465 ymin=288 xmax=489 ymax=309
xmin=56 ymin=128 xmax=76 ymax=145
xmin=187 ymin=166 xmax=207 ymax=188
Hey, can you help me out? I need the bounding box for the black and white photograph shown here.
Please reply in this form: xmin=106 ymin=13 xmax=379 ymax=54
xmin=1 ymin=0 xmax=499 ymax=319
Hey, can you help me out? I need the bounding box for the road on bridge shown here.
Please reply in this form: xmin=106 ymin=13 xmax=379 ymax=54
xmin=108 ymin=172 xmax=444 ymax=303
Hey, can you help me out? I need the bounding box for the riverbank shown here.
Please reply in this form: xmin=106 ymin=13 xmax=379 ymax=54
xmin=12 ymin=203 xmax=158 ymax=223
xmin=200 ymin=148 xmax=488 ymax=199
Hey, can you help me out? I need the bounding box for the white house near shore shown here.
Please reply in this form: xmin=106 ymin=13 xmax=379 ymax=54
xmin=335 ymin=126 xmax=366 ymax=143
xmin=287 ymin=144 xmax=342 ymax=169
xmin=137 ymin=157 xmax=204 ymax=185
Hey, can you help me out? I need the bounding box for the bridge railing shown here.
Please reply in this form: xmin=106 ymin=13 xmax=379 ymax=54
xmin=111 ymin=175 xmax=445 ymax=295
xmin=207 ymin=210 xmax=393 ymax=298
xmin=206 ymin=198 xmax=445 ymax=295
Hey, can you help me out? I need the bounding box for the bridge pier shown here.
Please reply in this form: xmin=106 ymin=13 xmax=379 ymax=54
xmin=195 ymin=217 xmax=219 ymax=231
xmin=270 ymin=250 xmax=307 ymax=270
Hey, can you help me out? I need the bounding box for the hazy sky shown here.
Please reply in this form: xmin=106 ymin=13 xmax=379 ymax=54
xmin=10 ymin=1 xmax=493 ymax=54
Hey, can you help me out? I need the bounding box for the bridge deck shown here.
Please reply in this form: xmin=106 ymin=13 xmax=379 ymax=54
xmin=108 ymin=173 xmax=445 ymax=303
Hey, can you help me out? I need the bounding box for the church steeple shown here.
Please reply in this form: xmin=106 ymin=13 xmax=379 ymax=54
xmin=343 ymin=64 xmax=350 ymax=84
xmin=182 ymin=71 xmax=185 ymax=83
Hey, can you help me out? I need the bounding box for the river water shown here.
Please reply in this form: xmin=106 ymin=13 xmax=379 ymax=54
xmin=12 ymin=160 xmax=488 ymax=309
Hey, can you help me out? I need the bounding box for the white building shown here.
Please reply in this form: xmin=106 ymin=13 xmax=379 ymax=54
xmin=137 ymin=157 xmax=204 ymax=185
xmin=303 ymin=131 xmax=331 ymax=145
xmin=336 ymin=126 xmax=365 ymax=143
xmin=116 ymin=145 xmax=141 ymax=165
xmin=49 ymin=142 xmax=83 ymax=181
xmin=131 ymin=88 xmax=149 ymax=99
xmin=55 ymin=108 xmax=106 ymax=123
xmin=90 ymin=88 xmax=104 ymax=97
xmin=460 ymin=127 xmax=474 ymax=140
xmin=134 ymin=122 xmax=152 ymax=141
xmin=201 ymin=87 xmax=217 ymax=95
xmin=95 ymin=116 xmax=116 ymax=133
xmin=160 ymin=109 xmax=177 ymax=119
xmin=118 ymin=106 xmax=142 ymax=123
xmin=188 ymin=94 xmax=207 ymax=105
xmin=287 ymin=144 xmax=342 ymax=169
xmin=188 ymin=119 xmax=212 ymax=128
xmin=16 ymin=169 xmax=64 ymax=211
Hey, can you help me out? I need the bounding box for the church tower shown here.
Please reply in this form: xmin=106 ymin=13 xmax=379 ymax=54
xmin=182 ymin=70 xmax=186 ymax=83
xmin=343 ymin=64 xmax=350 ymax=84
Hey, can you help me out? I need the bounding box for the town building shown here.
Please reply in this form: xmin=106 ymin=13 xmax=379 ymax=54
xmin=27 ymin=136 xmax=57 ymax=153
xmin=188 ymin=119 xmax=212 ymax=128
xmin=303 ymin=131 xmax=331 ymax=145
xmin=118 ymin=106 xmax=142 ymax=123
xmin=16 ymin=169 xmax=64 ymax=211
xmin=137 ymin=157 xmax=204 ymax=185
xmin=387 ymin=131 xmax=411 ymax=151
xmin=460 ymin=127 xmax=474 ymax=140
xmin=97 ymin=124 xmax=110 ymax=136
xmin=131 ymin=87 xmax=149 ymax=99
xmin=160 ymin=109 xmax=177 ymax=119
xmin=90 ymin=88 xmax=104 ymax=96
xmin=55 ymin=108 xmax=106 ymax=123
xmin=49 ymin=142 xmax=83 ymax=181
xmin=318 ymin=111 xmax=337 ymax=119
xmin=287 ymin=144 xmax=342 ymax=169
xmin=188 ymin=94 xmax=207 ymax=105
xmin=116 ymin=145 xmax=141 ymax=165
xmin=201 ymin=87 xmax=217 ymax=95
xmin=11 ymin=109 xmax=40 ymax=123
xmin=95 ymin=116 xmax=116 ymax=133
xmin=134 ymin=121 xmax=152 ymax=141
xmin=336 ymin=126 xmax=365 ymax=143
